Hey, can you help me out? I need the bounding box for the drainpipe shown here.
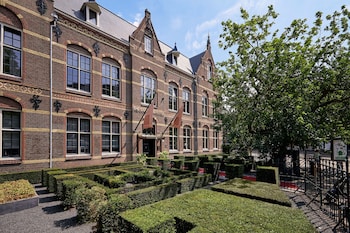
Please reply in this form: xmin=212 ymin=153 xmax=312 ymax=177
xmin=49 ymin=13 xmax=58 ymax=168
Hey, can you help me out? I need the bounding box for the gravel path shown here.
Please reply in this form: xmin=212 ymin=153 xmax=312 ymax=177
xmin=0 ymin=184 xmax=94 ymax=233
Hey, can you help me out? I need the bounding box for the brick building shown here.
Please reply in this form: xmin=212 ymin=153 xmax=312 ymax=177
xmin=0 ymin=0 xmax=221 ymax=173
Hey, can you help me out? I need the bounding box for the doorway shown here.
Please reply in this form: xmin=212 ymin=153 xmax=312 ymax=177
xmin=143 ymin=139 xmax=155 ymax=157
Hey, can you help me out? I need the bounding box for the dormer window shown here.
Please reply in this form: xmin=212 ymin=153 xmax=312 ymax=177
xmin=166 ymin=43 xmax=180 ymax=66
xmin=81 ymin=1 xmax=101 ymax=26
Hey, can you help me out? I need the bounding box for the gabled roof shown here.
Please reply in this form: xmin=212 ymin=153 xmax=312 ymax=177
xmin=54 ymin=0 xmax=211 ymax=75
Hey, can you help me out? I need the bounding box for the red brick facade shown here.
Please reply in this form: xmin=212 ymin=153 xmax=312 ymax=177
xmin=0 ymin=0 xmax=221 ymax=173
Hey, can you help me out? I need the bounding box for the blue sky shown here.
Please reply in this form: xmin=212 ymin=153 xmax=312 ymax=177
xmin=96 ymin=0 xmax=349 ymax=63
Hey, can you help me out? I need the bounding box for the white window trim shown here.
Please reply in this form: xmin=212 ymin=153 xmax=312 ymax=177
xmin=0 ymin=110 xmax=21 ymax=160
xmin=102 ymin=119 xmax=121 ymax=156
xmin=102 ymin=61 xmax=120 ymax=99
xmin=66 ymin=116 xmax=91 ymax=157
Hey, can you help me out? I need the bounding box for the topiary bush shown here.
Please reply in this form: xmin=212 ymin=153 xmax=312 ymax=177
xmin=96 ymin=194 xmax=134 ymax=233
xmin=75 ymin=186 xmax=107 ymax=223
xmin=256 ymin=166 xmax=280 ymax=185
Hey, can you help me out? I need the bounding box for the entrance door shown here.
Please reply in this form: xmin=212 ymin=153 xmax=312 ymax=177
xmin=143 ymin=139 xmax=155 ymax=157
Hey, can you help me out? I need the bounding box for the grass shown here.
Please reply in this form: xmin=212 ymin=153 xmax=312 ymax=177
xmin=0 ymin=179 xmax=36 ymax=204
xmin=120 ymin=189 xmax=316 ymax=233
xmin=212 ymin=178 xmax=292 ymax=206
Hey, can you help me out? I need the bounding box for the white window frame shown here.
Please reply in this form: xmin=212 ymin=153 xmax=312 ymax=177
xmin=169 ymin=84 xmax=178 ymax=111
xmin=0 ymin=110 xmax=21 ymax=159
xmin=202 ymin=127 xmax=209 ymax=151
xmin=202 ymin=93 xmax=208 ymax=117
xmin=213 ymin=130 xmax=219 ymax=150
xmin=183 ymin=89 xmax=190 ymax=114
xmin=169 ymin=127 xmax=178 ymax=151
xmin=85 ymin=7 xmax=99 ymax=26
xmin=102 ymin=61 xmax=120 ymax=99
xmin=141 ymin=74 xmax=156 ymax=104
xmin=144 ymin=35 xmax=153 ymax=54
xmin=183 ymin=127 xmax=191 ymax=151
xmin=102 ymin=119 xmax=120 ymax=156
xmin=66 ymin=116 xmax=91 ymax=156
xmin=67 ymin=49 xmax=91 ymax=93
xmin=0 ymin=24 xmax=22 ymax=77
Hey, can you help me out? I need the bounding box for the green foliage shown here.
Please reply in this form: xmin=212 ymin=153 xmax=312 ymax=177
xmin=96 ymin=194 xmax=134 ymax=233
xmin=126 ymin=182 xmax=178 ymax=208
xmin=75 ymin=186 xmax=107 ymax=223
xmin=136 ymin=153 xmax=147 ymax=166
xmin=225 ymin=164 xmax=244 ymax=179
xmin=120 ymin=189 xmax=314 ymax=232
xmin=0 ymin=179 xmax=36 ymax=204
xmin=159 ymin=151 xmax=169 ymax=159
xmin=212 ymin=178 xmax=290 ymax=206
xmin=215 ymin=5 xmax=350 ymax=158
xmin=256 ymin=166 xmax=280 ymax=185
xmin=0 ymin=170 xmax=42 ymax=184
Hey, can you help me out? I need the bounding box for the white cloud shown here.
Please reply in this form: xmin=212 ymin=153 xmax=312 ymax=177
xmin=171 ymin=17 xmax=182 ymax=30
xmin=133 ymin=13 xmax=142 ymax=27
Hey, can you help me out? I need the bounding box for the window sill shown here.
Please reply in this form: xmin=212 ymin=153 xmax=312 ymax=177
xmin=202 ymin=149 xmax=209 ymax=152
xmin=65 ymin=155 xmax=92 ymax=161
xmin=0 ymin=158 xmax=21 ymax=165
xmin=102 ymin=153 xmax=121 ymax=159
xmin=102 ymin=96 xmax=121 ymax=102
xmin=183 ymin=149 xmax=192 ymax=153
xmin=66 ymin=88 xmax=92 ymax=97
xmin=169 ymin=150 xmax=179 ymax=154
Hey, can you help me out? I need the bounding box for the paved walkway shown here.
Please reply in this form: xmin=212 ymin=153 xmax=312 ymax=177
xmin=0 ymin=184 xmax=94 ymax=233
xmin=283 ymin=189 xmax=340 ymax=233
xmin=0 ymin=184 xmax=345 ymax=233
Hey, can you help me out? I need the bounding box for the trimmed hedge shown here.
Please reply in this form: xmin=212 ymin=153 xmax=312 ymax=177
xmin=256 ymin=166 xmax=280 ymax=185
xmin=225 ymin=164 xmax=244 ymax=179
xmin=0 ymin=170 xmax=42 ymax=184
xmin=126 ymin=182 xmax=178 ymax=208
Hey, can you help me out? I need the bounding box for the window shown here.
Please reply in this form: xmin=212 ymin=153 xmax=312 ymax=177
xmin=202 ymin=93 xmax=208 ymax=117
xmin=202 ymin=127 xmax=209 ymax=150
xmin=102 ymin=60 xmax=120 ymax=99
xmin=1 ymin=26 xmax=22 ymax=77
xmin=102 ymin=119 xmax=120 ymax=154
xmin=183 ymin=89 xmax=190 ymax=114
xmin=207 ymin=61 xmax=213 ymax=80
xmin=168 ymin=84 xmax=178 ymax=111
xmin=144 ymin=35 xmax=152 ymax=54
xmin=169 ymin=127 xmax=178 ymax=151
xmin=67 ymin=49 xmax=91 ymax=92
xmin=88 ymin=9 xmax=97 ymax=25
xmin=183 ymin=127 xmax=191 ymax=151
xmin=1 ymin=111 xmax=20 ymax=159
xmin=67 ymin=116 xmax=91 ymax=155
xmin=213 ymin=130 xmax=219 ymax=150
xmin=141 ymin=74 xmax=156 ymax=104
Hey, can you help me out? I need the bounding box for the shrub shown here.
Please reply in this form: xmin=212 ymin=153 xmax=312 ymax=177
xmin=0 ymin=179 xmax=36 ymax=203
xmin=256 ymin=166 xmax=280 ymax=185
xmin=225 ymin=164 xmax=244 ymax=179
xmin=61 ymin=179 xmax=86 ymax=209
xmin=0 ymin=170 xmax=41 ymax=184
xmin=47 ymin=170 xmax=67 ymax=192
xmin=96 ymin=194 xmax=134 ymax=233
xmin=75 ymin=186 xmax=107 ymax=223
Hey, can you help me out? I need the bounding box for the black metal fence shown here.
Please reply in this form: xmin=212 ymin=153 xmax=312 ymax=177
xmin=280 ymin=151 xmax=350 ymax=232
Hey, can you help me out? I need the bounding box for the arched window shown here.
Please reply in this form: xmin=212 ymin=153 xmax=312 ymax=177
xmin=66 ymin=113 xmax=91 ymax=155
xmin=0 ymin=97 xmax=21 ymax=159
xmin=141 ymin=72 xmax=156 ymax=104
xmin=102 ymin=58 xmax=120 ymax=99
xmin=67 ymin=45 xmax=91 ymax=92
xmin=202 ymin=126 xmax=209 ymax=151
xmin=202 ymin=92 xmax=209 ymax=117
xmin=182 ymin=88 xmax=191 ymax=114
xmin=169 ymin=83 xmax=178 ymax=111
xmin=183 ymin=126 xmax=191 ymax=151
xmin=0 ymin=8 xmax=22 ymax=77
xmin=102 ymin=117 xmax=120 ymax=155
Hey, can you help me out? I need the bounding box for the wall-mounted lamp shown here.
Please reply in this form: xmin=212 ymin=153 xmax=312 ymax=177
xmin=124 ymin=111 xmax=129 ymax=119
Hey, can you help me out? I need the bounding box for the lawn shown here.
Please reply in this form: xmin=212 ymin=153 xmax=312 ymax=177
xmin=120 ymin=188 xmax=316 ymax=233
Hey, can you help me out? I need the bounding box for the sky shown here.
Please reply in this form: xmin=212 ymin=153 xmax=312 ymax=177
xmin=96 ymin=0 xmax=349 ymax=63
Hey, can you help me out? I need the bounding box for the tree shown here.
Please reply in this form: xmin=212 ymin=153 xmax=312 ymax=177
xmin=214 ymin=5 xmax=350 ymax=160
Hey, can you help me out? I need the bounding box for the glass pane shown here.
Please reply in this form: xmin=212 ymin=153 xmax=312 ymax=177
xmin=112 ymin=122 xmax=119 ymax=134
xmin=112 ymin=80 xmax=119 ymax=98
xmin=80 ymin=55 xmax=90 ymax=71
xmin=111 ymin=66 xmax=119 ymax=79
xmin=67 ymin=118 xmax=78 ymax=131
xmin=102 ymin=77 xmax=110 ymax=95
xmin=80 ymin=119 xmax=90 ymax=132
xmin=3 ymin=111 xmax=20 ymax=129
xmin=102 ymin=63 xmax=110 ymax=77
xmin=112 ymin=135 xmax=120 ymax=152
xmin=66 ymin=133 xmax=78 ymax=153
xmin=102 ymin=121 xmax=110 ymax=133
xmin=3 ymin=47 xmax=21 ymax=77
xmin=67 ymin=51 xmax=78 ymax=67
xmin=102 ymin=134 xmax=110 ymax=152
xmin=80 ymin=71 xmax=90 ymax=92
xmin=2 ymin=131 xmax=20 ymax=157
xmin=80 ymin=134 xmax=90 ymax=153
xmin=4 ymin=27 xmax=21 ymax=48
xmin=67 ymin=67 xmax=78 ymax=89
